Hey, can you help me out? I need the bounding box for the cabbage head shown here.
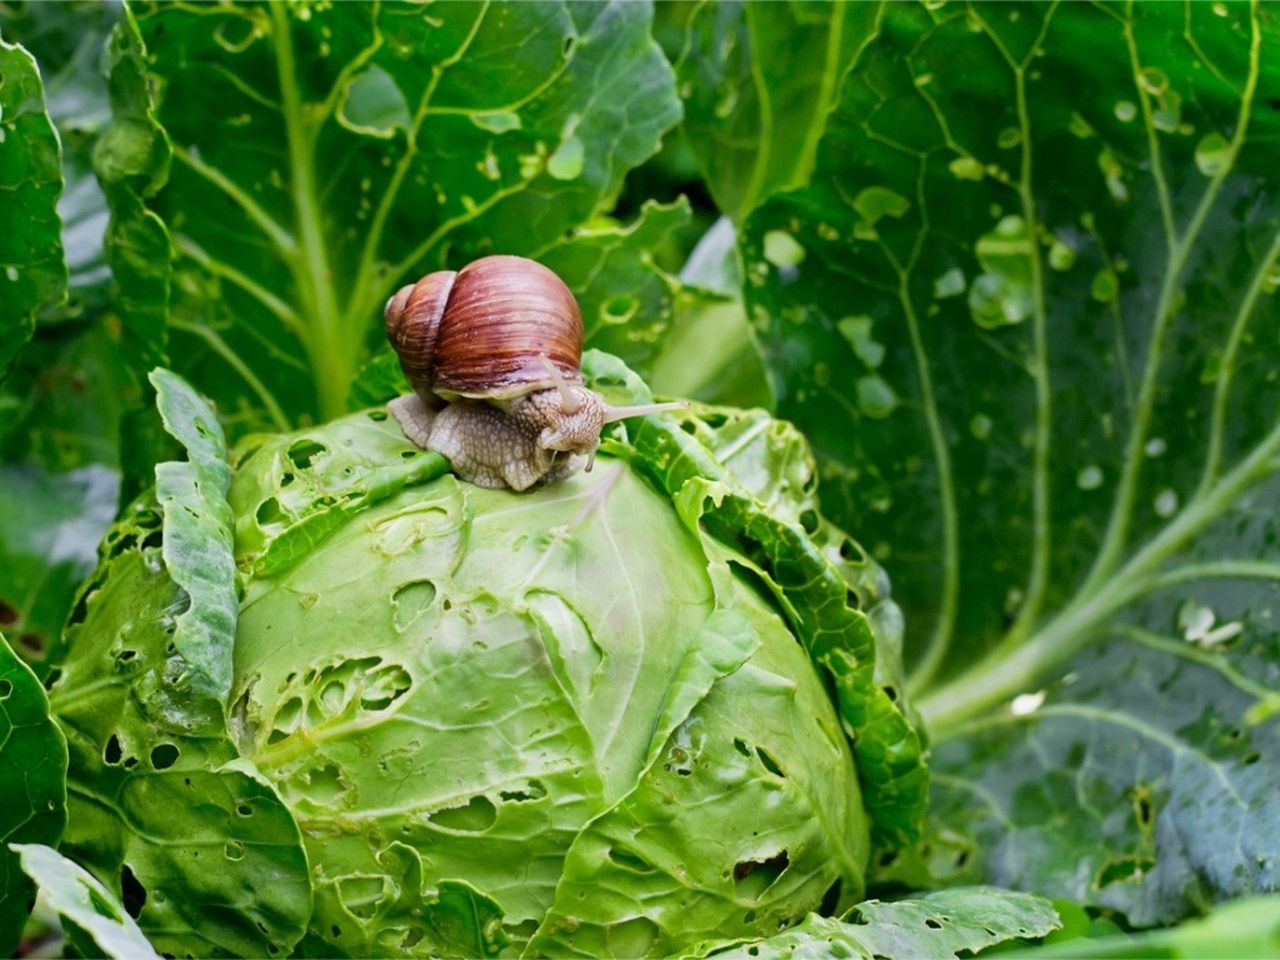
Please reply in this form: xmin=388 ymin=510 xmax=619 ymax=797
xmin=48 ymin=361 xmax=926 ymax=958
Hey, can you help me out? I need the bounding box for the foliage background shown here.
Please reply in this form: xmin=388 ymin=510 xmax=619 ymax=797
xmin=2 ymin=0 xmax=1280 ymax=956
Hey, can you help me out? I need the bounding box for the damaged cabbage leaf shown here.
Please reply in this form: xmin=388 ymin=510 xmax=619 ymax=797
xmin=0 ymin=634 xmax=68 ymax=958
xmin=149 ymin=368 xmax=237 ymax=706
xmin=584 ymin=351 xmax=927 ymax=850
xmin=54 ymin=359 xmax=913 ymax=957
xmin=11 ymin=843 xmax=159 ymax=960
xmin=227 ymin=409 xmax=866 ymax=956
xmin=51 ymin=497 xmax=312 ymax=957
xmin=696 ymin=886 xmax=1060 ymax=959
xmin=115 ymin=1 xmax=679 ymax=429
xmin=742 ymin=0 xmax=1280 ymax=923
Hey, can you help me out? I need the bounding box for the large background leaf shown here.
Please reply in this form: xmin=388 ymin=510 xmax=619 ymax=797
xmin=0 ymin=635 xmax=68 ymax=957
xmin=676 ymin=0 xmax=882 ymax=224
xmin=0 ymin=5 xmax=133 ymax=675
xmin=742 ymin=0 xmax=1280 ymax=924
xmin=125 ymin=0 xmax=680 ymax=430
xmin=0 ymin=31 xmax=64 ymax=375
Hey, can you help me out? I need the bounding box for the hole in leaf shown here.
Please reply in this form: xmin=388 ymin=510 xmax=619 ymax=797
xmin=820 ymin=878 xmax=843 ymax=914
xmin=121 ymin=865 xmax=146 ymax=919
xmin=0 ymin=679 xmax=11 ymax=699
xmin=499 ymin=779 xmax=546 ymax=802
xmin=151 ymin=743 xmax=180 ymax=769
xmin=1244 ymin=751 xmax=1261 ymax=765
xmin=256 ymin=497 xmax=286 ymax=525
xmin=368 ymin=410 xmax=388 ymax=422
xmin=799 ymin=509 xmax=819 ymax=534
xmin=401 ymin=927 xmax=425 ymax=948
xmin=756 ymin=746 xmax=786 ymax=778
xmin=392 ymin=581 xmax=437 ymax=632
xmin=0 ymin=601 xmax=17 ymax=626
xmin=925 ymin=918 xmax=942 ymax=930
xmin=734 ymin=851 xmax=790 ymax=898
xmin=287 ymin=439 xmax=327 ymax=469
xmin=1097 ymin=855 xmax=1154 ymax=887
xmin=224 ymin=841 xmax=245 ymax=861
xmin=743 ymin=910 xmax=757 ymax=923
xmin=427 ymin=794 xmax=497 ymax=832
xmin=733 ymin=738 xmax=752 ymax=758
xmin=237 ymin=803 xmax=255 ymax=817
xmin=104 ymin=735 xmax=123 ymax=765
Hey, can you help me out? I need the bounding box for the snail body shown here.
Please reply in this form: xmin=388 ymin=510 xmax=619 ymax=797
xmin=385 ymin=255 xmax=683 ymax=490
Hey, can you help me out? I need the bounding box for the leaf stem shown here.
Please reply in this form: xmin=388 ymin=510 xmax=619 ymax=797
xmin=921 ymin=415 xmax=1280 ymax=734
xmin=271 ymin=4 xmax=350 ymax=422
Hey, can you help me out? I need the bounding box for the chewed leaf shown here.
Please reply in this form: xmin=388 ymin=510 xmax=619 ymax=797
xmin=742 ymin=0 xmax=1280 ymax=923
xmin=149 ymin=368 xmax=236 ymax=705
xmin=584 ymin=351 xmax=928 ymax=850
xmin=11 ymin=844 xmax=158 ymax=960
xmin=0 ymin=635 xmax=68 ymax=957
xmin=695 ymin=886 xmax=1060 ymax=959
xmin=0 ymin=37 xmax=66 ymax=377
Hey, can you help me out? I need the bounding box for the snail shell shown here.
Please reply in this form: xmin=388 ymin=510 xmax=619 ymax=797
xmin=384 ymin=255 xmax=583 ymax=402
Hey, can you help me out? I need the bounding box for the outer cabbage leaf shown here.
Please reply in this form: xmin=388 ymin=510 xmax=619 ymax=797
xmin=696 ymin=886 xmax=1060 ymax=960
xmin=121 ymin=0 xmax=679 ymax=428
xmin=11 ymin=843 xmax=159 ymax=960
xmin=0 ymin=33 xmax=65 ymax=376
xmin=742 ymin=0 xmax=1280 ymax=923
xmin=584 ymin=352 xmax=927 ymax=851
xmin=0 ymin=634 xmax=68 ymax=957
xmin=1008 ymin=894 xmax=1280 ymax=959
xmin=677 ymin=1 xmax=882 ymax=222
xmin=226 ymin=407 xmax=866 ymax=956
xmin=51 ymin=500 xmax=312 ymax=957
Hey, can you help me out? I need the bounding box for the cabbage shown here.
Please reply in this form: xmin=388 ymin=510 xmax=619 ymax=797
xmin=47 ymin=361 xmax=925 ymax=958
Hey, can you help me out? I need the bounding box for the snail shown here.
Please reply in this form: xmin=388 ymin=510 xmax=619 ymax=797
xmin=385 ymin=255 xmax=685 ymax=490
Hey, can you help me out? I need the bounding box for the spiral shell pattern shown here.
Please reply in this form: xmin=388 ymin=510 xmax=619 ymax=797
xmin=383 ymin=255 xmax=583 ymax=401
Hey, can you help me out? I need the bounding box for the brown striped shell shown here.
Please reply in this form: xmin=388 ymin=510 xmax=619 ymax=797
xmin=384 ymin=255 xmax=584 ymax=402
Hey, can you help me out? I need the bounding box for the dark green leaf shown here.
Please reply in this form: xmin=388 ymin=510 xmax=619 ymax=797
xmin=52 ymin=504 xmax=312 ymax=956
xmin=742 ymin=0 xmax=1280 ymax=923
xmin=149 ymin=368 xmax=236 ymax=706
xmin=678 ymin=0 xmax=882 ymax=221
xmin=0 ymin=0 xmax=119 ymax=316
xmin=11 ymin=843 xmax=158 ymax=960
xmin=0 ymin=33 xmax=66 ymax=376
xmin=543 ymin=198 xmax=691 ymax=372
xmin=0 ymin=634 xmax=68 ymax=957
xmin=120 ymin=1 xmax=678 ymax=430
xmin=697 ymin=886 xmax=1060 ymax=959
xmin=94 ymin=5 xmax=171 ymax=370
